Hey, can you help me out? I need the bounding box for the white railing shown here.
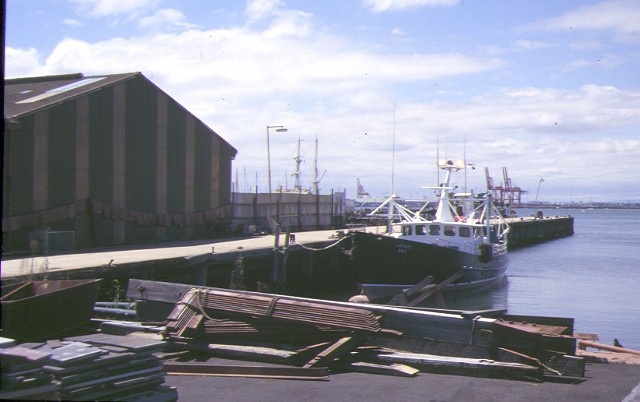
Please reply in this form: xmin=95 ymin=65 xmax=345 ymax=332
xmin=435 ymin=238 xmax=479 ymax=254
xmin=494 ymin=242 xmax=508 ymax=255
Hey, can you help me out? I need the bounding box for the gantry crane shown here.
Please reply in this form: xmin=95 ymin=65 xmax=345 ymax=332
xmin=485 ymin=167 xmax=527 ymax=206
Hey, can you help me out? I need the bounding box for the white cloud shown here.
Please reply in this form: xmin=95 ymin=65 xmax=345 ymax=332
xmin=5 ymin=47 xmax=46 ymax=77
xmin=563 ymin=59 xmax=590 ymax=71
xmin=245 ymin=0 xmax=284 ymax=23
xmin=529 ymin=0 xmax=640 ymax=41
xmin=391 ymin=27 xmax=405 ymax=36
xmin=63 ymin=19 xmax=83 ymax=27
xmin=363 ymin=0 xmax=459 ymax=12
xmin=514 ymin=40 xmax=549 ymax=51
xmin=5 ymin=2 xmax=640 ymax=201
xmin=138 ymin=8 xmax=199 ymax=30
xmin=69 ymin=0 xmax=160 ymax=18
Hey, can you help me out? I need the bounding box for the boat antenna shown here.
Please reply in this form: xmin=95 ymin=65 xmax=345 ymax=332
xmin=391 ymin=101 xmax=396 ymax=195
xmin=436 ymin=134 xmax=440 ymax=187
xmin=464 ymin=137 xmax=467 ymax=194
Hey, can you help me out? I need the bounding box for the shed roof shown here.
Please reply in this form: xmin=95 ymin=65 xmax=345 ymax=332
xmin=4 ymin=72 xmax=139 ymax=119
xmin=4 ymin=72 xmax=237 ymax=156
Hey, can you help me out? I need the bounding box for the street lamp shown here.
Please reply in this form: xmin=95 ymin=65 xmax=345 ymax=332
xmin=266 ymin=125 xmax=288 ymax=227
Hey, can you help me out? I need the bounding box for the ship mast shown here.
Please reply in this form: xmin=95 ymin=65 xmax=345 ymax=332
xmin=292 ymin=136 xmax=302 ymax=191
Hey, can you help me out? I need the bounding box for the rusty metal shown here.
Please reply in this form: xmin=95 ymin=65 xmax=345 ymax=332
xmin=1 ymin=279 xmax=102 ymax=341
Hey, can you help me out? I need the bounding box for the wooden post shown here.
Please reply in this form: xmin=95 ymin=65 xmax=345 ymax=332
xmin=272 ymin=224 xmax=281 ymax=287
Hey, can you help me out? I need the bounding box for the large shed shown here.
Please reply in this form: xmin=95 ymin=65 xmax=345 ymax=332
xmin=3 ymin=72 xmax=237 ymax=252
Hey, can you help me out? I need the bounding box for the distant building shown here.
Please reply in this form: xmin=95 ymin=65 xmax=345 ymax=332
xmin=3 ymin=72 xmax=237 ymax=252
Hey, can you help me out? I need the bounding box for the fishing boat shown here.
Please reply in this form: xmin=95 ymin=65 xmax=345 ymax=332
xmin=1 ymin=279 xmax=101 ymax=341
xmin=350 ymin=160 xmax=509 ymax=301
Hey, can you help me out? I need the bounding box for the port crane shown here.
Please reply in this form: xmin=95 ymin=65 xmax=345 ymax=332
xmin=484 ymin=167 xmax=527 ymax=206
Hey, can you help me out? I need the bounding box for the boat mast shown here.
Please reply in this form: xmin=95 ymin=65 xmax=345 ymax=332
xmin=387 ymin=102 xmax=396 ymax=233
xmin=292 ymin=136 xmax=302 ymax=191
xmin=312 ymin=136 xmax=326 ymax=194
xmin=486 ymin=192 xmax=493 ymax=244
xmin=313 ymin=136 xmax=318 ymax=194
xmin=434 ymin=160 xmax=459 ymax=222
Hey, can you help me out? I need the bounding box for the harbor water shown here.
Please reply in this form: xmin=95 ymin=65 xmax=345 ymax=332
xmin=423 ymin=207 xmax=640 ymax=351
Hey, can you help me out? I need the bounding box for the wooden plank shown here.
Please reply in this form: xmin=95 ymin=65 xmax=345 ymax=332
xmin=496 ymin=347 xmax=541 ymax=367
xmin=375 ymin=351 xmax=543 ymax=381
xmin=303 ymin=334 xmax=365 ymax=368
xmin=205 ymin=343 xmax=297 ymax=365
xmin=64 ymin=333 xmax=165 ymax=352
xmin=387 ymin=271 xmax=462 ymax=307
xmin=574 ymin=332 xmax=599 ymax=341
xmin=334 ymin=359 xmax=419 ymax=377
xmin=406 ymin=272 xmax=463 ymax=307
xmin=126 ymin=279 xmax=194 ymax=303
xmin=0 ymin=383 xmax=59 ymax=400
xmin=0 ymin=281 xmax=33 ymax=301
xmin=501 ymin=314 xmax=574 ymax=335
xmin=578 ymin=340 xmax=640 ymax=356
xmin=494 ymin=319 xmax=568 ymax=336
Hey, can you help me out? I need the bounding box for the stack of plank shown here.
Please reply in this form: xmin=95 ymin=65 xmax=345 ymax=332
xmin=0 ymin=334 xmax=177 ymax=401
xmin=40 ymin=333 xmax=177 ymax=401
xmin=0 ymin=345 xmax=57 ymax=400
xmin=165 ymin=288 xmax=381 ymax=344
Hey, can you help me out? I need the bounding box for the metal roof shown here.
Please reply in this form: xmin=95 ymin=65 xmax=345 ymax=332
xmin=4 ymin=72 xmax=140 ymax=119
xmin=3 ymin=71 xmax=237 ymax=155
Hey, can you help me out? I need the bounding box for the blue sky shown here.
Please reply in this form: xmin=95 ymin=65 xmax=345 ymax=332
xmin=6 ymin=0 xmax=640 ymax=202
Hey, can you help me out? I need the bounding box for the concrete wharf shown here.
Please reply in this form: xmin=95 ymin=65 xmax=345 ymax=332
xmin=0 ymin=228 xmax=344 ymax=283
xmin=505 ymin=214 xmax=574 ymax=249
xmin=1 ymin=215 xmax=573 ymax=285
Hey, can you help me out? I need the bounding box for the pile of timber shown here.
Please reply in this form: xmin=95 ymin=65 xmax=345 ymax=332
xmin=129 ymin=279 xmax=587 ymax=383
xmin=165 ymin=287 xmax=381 ymax=342
xmin=0 ymin=334 xmax=177 ymax=401
xmin=0 ymin=344 xmax=57 ymax=400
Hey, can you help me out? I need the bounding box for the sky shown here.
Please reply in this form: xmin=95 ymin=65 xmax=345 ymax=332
xmin=5 ymin=0 xmax=640 ymax=203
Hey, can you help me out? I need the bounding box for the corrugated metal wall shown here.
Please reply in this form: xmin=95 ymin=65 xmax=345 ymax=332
xmin=230 ymin=191 xmax=346 ymax=234
xmin=2 ymin=74 xmax=236 ymax=251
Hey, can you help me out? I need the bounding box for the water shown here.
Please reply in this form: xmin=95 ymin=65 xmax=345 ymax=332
xmin=426 ymin=208 xmax=640 ymax=351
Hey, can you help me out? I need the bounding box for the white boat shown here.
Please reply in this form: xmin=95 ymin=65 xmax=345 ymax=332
xmin=350 ymin=160 xmax=510 ymax=301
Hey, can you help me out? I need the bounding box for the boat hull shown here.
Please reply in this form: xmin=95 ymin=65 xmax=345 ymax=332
xmin=351 ymin=231 xmax=508 ymax=290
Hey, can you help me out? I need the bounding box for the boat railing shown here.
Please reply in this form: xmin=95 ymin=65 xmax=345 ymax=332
xmin=494 ymin=242 xmax=508 ymax=255
xmin=435 ymin=238 xmax=479 ymax=254
xmin=435 ymin=237 xmax=508 ymax=256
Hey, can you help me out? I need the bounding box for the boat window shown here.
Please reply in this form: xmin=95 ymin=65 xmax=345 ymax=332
xmin=415 ymin=225 xmax=426 ymax=235
xmin=474 ymin=227 xmax=482 ymax=238
xmin=402 ymin=225 xmax=412 ymax=236
xmin=459 ymin=227 xmax=471 ymax=238
xmin=429 ymin=225 xmax=440 ymax=235
xmin=444 ymin=225 xmax=456 ymax=236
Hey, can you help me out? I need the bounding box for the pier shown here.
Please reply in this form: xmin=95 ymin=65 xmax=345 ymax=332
xmin=506 ymin=214 xmax=574 ymax=249
xmin=1 ymin=216 xmax=573 ymax=293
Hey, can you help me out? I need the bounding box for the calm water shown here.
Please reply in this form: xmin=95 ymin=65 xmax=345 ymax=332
xmin=424 ymin=208 xmax=640 ymax=351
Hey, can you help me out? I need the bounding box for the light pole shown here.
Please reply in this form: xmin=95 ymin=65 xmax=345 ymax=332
xmin=266 ymin=125 xmax=288 ymax=227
